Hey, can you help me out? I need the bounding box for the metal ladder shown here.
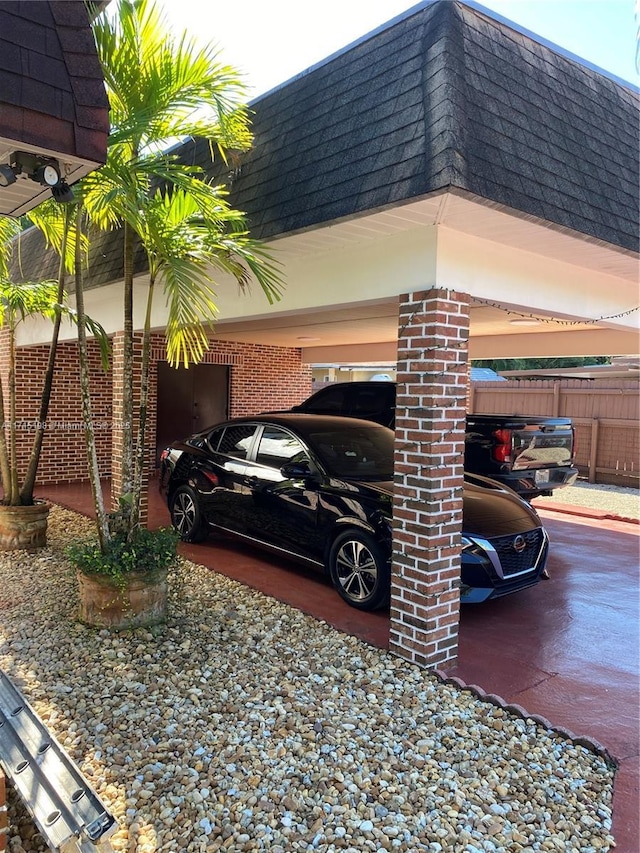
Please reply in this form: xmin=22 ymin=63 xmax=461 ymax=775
xmin=0 ymin=668 xmax=117 ymax=852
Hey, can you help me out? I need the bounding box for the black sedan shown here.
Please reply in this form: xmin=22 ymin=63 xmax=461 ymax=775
xmin=160 ymin=414 xmax=549 ymax=611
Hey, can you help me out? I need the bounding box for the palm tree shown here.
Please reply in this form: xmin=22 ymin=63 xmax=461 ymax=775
xmin=81 ymin=0 xmax=282 ymax=542
xmin=0 ymin=209 xmax=105 ymax=509
xmin=0 ymin=216 xmax=56 ymax=506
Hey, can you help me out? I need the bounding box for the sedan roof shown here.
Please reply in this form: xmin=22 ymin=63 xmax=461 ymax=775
xmin=209 ymin=412 xmax=391 ymax=434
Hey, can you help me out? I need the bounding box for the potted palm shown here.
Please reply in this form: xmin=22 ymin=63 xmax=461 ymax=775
xmin=68 ymin=524 xmax=179 ymax=629
xmin=61 ymin=0 xmax=280 ymax=627
xmin=0 ymin=216 xmax=64 ymax=549
xmin=0 ymin=213 xmax=107 ymax=550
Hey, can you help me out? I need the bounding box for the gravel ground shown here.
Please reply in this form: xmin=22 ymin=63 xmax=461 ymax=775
xmin=0 ymin=506 xmax=616 ymax=852
xmin=533 ymin=481 xmax=639 ymax=521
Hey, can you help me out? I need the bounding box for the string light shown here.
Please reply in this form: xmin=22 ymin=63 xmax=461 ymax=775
xmin=474 ymin=298 xmax=640 ymax=327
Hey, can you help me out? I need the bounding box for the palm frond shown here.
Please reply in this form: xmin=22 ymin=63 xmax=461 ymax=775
xmin=25 ymin=201 xmax=83 ymax=273
xmin=94 ymin=0 xmax=250 ymax=154
xmin=161 ymin=258 xmax=219 ymax=367
xmin=213 ymin=236 xmax=284 ymax=305
xmin=0 ymin=217 xmax=21 ymax=280
xmin=0 ymin=279 xmax=60 ymax=327
xmin=62 ymin=307 xmax=111 ymax=371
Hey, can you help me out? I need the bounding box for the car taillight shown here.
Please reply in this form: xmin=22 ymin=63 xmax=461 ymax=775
xmin=203 ymin=470 xmax=219 ymax=487
xmin=492 ymin=428 xmax=512 ymax=463
xmin=571 ymin=425 xmax=577 ymax=460
xmin=160 ymin=449 xmax=169 ymax=463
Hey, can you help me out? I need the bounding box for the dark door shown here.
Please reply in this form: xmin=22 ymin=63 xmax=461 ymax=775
xmin=156 ymin=363 xmax=229 ymax=465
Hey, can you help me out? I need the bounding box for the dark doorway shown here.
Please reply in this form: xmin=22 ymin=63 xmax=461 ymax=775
xmin=156 ymin=363 xmax=229 ymax=464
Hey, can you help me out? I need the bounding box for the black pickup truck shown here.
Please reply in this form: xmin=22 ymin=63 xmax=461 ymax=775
xmin=290 ymin=381 xmax=578 ymax=500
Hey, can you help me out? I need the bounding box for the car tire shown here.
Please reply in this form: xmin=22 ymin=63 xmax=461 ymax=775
xmin=170 ymin=486 xmax=207 ymax=543
xmin=328 ymin=529 xmax=389 ymax=611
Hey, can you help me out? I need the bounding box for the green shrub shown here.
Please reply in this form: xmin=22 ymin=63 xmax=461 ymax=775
xmin=68 ymin=527 xmax=180 ymax=579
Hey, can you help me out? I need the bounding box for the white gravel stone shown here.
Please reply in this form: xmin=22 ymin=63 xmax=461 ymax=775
xmin=0 ymin=505 xmax=616 ymax=852
xmin=535 ymin=481 xmax=639 ymax=519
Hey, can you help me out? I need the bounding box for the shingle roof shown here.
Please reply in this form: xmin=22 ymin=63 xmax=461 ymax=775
xmin=12 ymin=0 xmax=638 ymax=286
xmin=187 ymin=0 xmax=638 ymax=252
xmin=0 ymin=1 xmax=109 ymax=164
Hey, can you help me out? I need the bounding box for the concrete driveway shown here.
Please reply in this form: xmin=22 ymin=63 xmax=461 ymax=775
xmin=41 ymin=482 xmax=640 ymax=852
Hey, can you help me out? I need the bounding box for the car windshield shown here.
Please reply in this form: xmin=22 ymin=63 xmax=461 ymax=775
xmin=307 ymin=424 xmax=395 ymax=480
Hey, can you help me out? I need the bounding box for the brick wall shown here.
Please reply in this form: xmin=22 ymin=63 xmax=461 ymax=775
xmin=149 ymin=335 xmax=312 ymax=412
xmin=3 ymin=335 xmax=111 ymax=487
xmin=390 ymin=289 xmax=470 ymax=669
xmin=146 ymin=335 xmax=312 ymax=475
xmin=227 ymin=342 xmax=314 ymax=417
xmin=5 ymin=334 xmax=312 ymax=490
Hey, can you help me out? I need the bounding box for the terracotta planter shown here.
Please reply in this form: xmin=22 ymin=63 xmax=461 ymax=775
xmin=0 ymin=501 xmax=50 ymax=550
xmin=76 ymin=567 xmax=168 ymax=629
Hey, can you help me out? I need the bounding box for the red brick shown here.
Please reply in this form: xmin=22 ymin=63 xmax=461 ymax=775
xmin=5 ymin=333 xmax=312 ymax=510
xmin=390 ymin=289 xmax=469 ymax=670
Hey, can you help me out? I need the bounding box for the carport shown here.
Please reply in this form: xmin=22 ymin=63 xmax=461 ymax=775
xmin=8 ymin=0 xmax=640 ymax=672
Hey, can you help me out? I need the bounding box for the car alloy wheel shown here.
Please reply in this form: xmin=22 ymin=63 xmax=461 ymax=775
xmin=170 ymin=486 xmax=206 ymax=543
xmin=329 ymin=530 xmax=389 ymax=611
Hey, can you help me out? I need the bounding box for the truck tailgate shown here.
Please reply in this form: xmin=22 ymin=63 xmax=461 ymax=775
xmin=511 ymin=423 xmax=574 ymax=470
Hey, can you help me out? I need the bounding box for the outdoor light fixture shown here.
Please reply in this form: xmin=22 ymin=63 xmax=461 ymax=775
xmin=0 ymin=164 xmax=17 ymax=187
xmin=0 ymin=151 xmax=74 ymax=203
xmin=51 ymin=180 xmax=74 ymax=203
xmin=32 ymin=160 xmax=62 ymax=187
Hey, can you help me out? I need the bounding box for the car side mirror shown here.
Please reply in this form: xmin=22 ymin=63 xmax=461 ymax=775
xmin=281 ymin=459 xmax=315 ymax=480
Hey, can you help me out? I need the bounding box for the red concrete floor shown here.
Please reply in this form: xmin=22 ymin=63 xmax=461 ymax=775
xmin=39 ymin=480 xmax=640 ymax=852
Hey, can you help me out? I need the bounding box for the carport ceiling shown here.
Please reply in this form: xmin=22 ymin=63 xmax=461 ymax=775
xmin=210 ymin=299 xmax=597 ymax=350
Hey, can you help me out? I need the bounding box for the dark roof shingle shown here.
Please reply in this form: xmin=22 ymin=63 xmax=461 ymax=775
xmin=202 ymin=0 xmax=638 ymax=252
xmin=12 ymin=0 xmax=638 ymax=287
xmin=0 ymin=0 xmax=109 ymax=164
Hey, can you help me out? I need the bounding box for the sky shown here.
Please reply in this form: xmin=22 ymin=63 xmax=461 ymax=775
xmin=161 ymin=0 xmax=638 ymax=98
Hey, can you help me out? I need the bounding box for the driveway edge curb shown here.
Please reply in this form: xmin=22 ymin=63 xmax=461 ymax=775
xmin=433 ymin=669 xmax=619 ymax=768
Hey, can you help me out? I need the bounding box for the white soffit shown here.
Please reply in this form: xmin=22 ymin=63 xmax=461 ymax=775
xmin=208 ymin=191 xmax=637 ymax=352
xmin=0 ymin=138 xmax=100 ymax=218
xmin=16 ymin=191 xmax=639 ymax=359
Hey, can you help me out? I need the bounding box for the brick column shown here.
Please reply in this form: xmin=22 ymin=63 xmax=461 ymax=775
xmin=390 ymin=288 xmax=470 ymax=669
xmin=111 ymin=332 xmax=148 ymax=526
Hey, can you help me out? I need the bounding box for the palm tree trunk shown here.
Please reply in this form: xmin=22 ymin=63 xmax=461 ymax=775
xmin=0 ymin=370 xmax=12 ymax=503
xmin=130 ymin=270 xmax=156 ymax=534
xmin=8 ymin=322 xmax=19 ymax=505
xmin=120 ymin=220 xmax=135 ymax=533
xmin=74 ymin=205 xmax=110 ymax=550
xmin=20 ymin=208 xmax=70 ymax=505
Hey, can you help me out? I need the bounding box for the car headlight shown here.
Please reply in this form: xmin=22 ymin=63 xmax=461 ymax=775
xmin=461 ymin=535 xmax=484 ymax=557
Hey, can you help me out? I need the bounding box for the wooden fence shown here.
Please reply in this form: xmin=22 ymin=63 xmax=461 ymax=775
xmin=469 ymin=379 xmax=639 ymax=487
